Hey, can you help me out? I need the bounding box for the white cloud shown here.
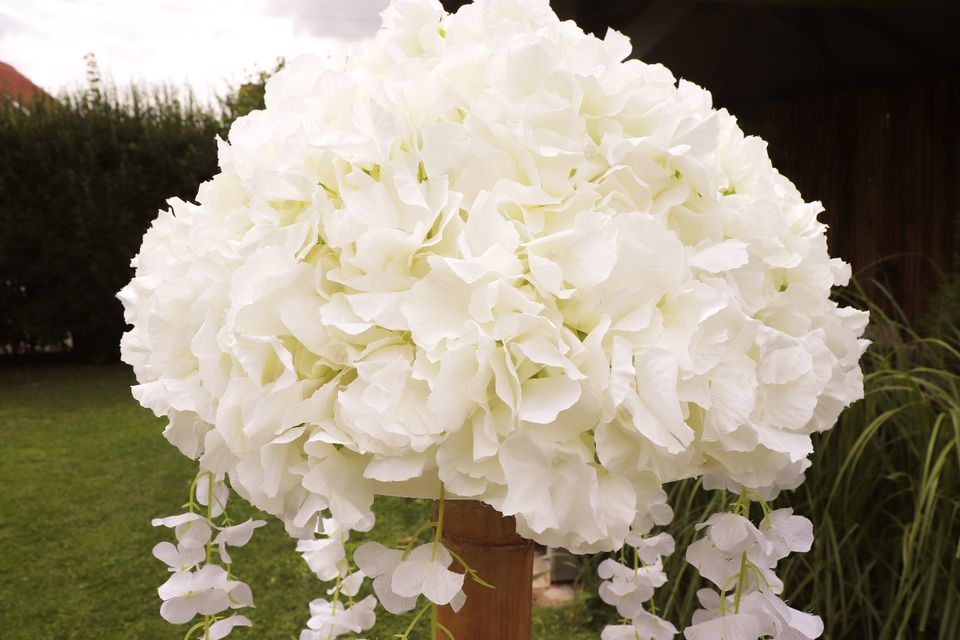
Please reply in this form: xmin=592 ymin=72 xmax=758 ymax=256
xmin=0 ymin=0 xmax=383 ymax=103
xmin=272 ymin=0 xmax=389 ymax=39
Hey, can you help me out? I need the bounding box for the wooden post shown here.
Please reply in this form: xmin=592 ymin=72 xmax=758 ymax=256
xmin=433 ymin=500 xmax=534 ymax=640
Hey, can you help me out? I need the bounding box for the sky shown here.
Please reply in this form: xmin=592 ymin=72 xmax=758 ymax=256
xmin=0 ymin=0 xmax=390 ymax=103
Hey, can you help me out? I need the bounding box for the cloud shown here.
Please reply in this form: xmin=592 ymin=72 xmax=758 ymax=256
xmin=0 ymin=0 xmax=379 ymax=102
xmin=271 ymin=0 xmax=388 ymax=39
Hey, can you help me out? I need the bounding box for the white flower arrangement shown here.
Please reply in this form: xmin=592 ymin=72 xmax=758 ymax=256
xmin=119 ymin=0 xmax=869 ymax=637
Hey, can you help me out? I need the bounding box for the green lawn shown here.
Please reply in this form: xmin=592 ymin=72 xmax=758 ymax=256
xmin=0 ymin=365 xmax=602 ymax=639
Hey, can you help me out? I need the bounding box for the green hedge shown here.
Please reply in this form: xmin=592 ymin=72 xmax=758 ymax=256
xmin=0 ymin=87 xmax=226 ymax=360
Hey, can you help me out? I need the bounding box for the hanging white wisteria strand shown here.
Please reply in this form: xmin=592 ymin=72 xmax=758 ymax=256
xmin=683 ymin=490 xmax=824 ymax=640
xmin=119 ymin=0 xmax=869 ymax=637
xmin=151 ymin=473 xmax=264 ymax=639
xmin=296 ymin=516 xmax=377 ymax=639
xmin=598 ymin=490 xmax=678 ymax=640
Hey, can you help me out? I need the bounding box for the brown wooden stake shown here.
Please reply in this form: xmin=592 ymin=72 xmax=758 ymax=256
xmin=433 ymin=499 xmax=534 ymax=640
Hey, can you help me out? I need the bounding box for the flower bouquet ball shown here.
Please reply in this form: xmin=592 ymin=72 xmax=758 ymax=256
xmin=119 ymin=0 xmax=868 ymax=638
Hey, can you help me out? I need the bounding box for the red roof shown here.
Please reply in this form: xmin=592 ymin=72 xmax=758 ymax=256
xmin=0 ymin=62 xmax=47 ymax=106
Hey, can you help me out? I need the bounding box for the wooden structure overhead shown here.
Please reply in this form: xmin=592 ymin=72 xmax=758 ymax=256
xmin=544 ymin=0 xmax=960 ymax=109
xmin=442 ymin=0 xmax=960 ymax=110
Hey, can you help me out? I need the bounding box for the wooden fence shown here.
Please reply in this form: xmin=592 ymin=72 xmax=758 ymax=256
xmin=745 ymin=74 xmax=960 ymax=321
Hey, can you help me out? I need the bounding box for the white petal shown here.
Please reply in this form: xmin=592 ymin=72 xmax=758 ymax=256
xmin=763 ymin=375 xmax=819 ymax=431
xmin=765 ymin=509 xmax=814 ymax=555
xmin=300 ymin=537 xmax=346 ymax=581
xmin=400 ymin=263 xmax=472 ymax=351
xmin=159 ymin=597 xmax=197 ymax=625
xmin=340 ymin=571 xmax=366 ymax=597
xmin=195 ymin=475 xmax=229 ymax=518
xmin=391 ymin=553 xmax=465 ymax=605
xmin=632 ymin=609 xmax=679 ymax=640
xmin=151 ymin=513 xmax=205 ymax=528
xmin=354 ymin=542 xmax=403 ymax=578
xmin=192 ymin=564 xmax=230 ymax=590
xmin=758 ymin=345 xmax=813 ymax=385
xmin=372 ymin=573 xmax=418 ymax=614
xmin=216 ymin=519 xmax=267 ymax=548
xmin=227 ymin=581 xmax=255 ymax=609
xmin=683 ymin=613 xmax=760 ymax=640
xmin=363 ymin=452 xmax=431 ymax=482
xmin=688 ymin=240 xmax=750 ymax=273
xmin=209 ymin=615 xmax=252 ymax=640
xmin=152 ymin=542 xmax=181 ymax=569
xmin=157 ymin=571 xmax=192 ymax=601
xmin=597 ymin=558 xmax=630 ymax=581
xmin=192 ymin=588 xmax=231 ymax=616
xmin=628 ymin=349 xmax=694 ymax=453
xmin=449 ymin=589 xmax=467 ymax=613
xmin=518 ymin=376 xmax=581 ymax=424
xmin=705 ymin=513 xmax=754 ymax=552
xmin=601 ymin=624 xmax=638 ymax=640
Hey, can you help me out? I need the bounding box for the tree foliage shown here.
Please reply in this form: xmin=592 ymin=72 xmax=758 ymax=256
xmin=0 ymin=61 xmax=272 ymax=360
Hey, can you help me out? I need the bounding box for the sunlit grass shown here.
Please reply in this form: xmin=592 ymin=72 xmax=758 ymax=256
xmin=0 ymin=365 xmax=600 ymax=639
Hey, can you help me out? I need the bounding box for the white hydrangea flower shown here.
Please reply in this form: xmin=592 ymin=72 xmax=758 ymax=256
xmin=123 ymin=4 xmax=867 ymax=636
xmin=121 ymin=0 xmax=866 ymax=555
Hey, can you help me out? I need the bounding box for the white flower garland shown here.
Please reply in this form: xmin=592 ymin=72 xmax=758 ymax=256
xmin=152 ymin=473 xmax=263 ymax=638
xmin=683 ymin=492 xmax=823 ymax=640
xmin=121 ymin=0 xmax=869 ymax=637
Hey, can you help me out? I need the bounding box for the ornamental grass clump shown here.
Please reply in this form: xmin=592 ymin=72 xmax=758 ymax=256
xmin=119 ymin=0 xmax=868 ymax=638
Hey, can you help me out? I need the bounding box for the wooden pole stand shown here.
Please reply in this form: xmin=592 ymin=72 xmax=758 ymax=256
xmin=433 ymin=500 xmax=534 ymax=640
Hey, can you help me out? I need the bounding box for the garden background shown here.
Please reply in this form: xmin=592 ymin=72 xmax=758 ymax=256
xmin=2 ymin=1 xmax=959 ymax=639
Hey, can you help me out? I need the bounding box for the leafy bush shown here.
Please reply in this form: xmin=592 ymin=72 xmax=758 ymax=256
xmin=218 ymin=59 xmax=283 ymax=122
xmin=0 ymin=81 xmax=224 ymax=360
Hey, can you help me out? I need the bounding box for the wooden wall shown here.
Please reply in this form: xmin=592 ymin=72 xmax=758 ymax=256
xmin=745 ymin=75 xmax=960 ymax=322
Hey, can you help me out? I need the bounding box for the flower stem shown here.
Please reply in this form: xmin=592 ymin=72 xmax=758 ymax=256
xmin=206 ymin=476 xmax=215 ymax=639
xmin=182 ymin=621 xmax=206 ymax=640
xmin=733 ymin=551 xmax=749 ymax=613
xmin=447 ymin=548 xmax=496 ymax=589
xmin=399 ymin=601 xmax=432 ymax=639
xmin=432 ymin=483 xmax=446 ymax=562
